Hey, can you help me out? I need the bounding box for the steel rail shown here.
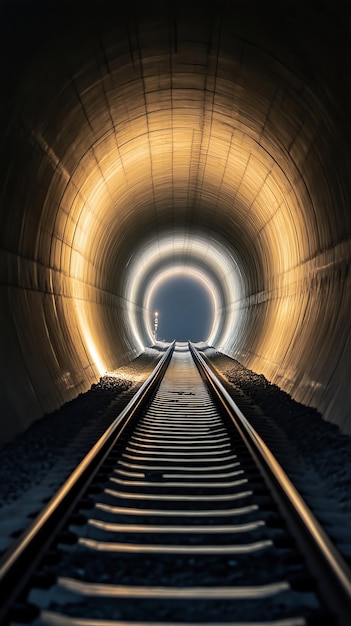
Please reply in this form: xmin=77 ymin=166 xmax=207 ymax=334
xmin=189 ymin=341 xmax=351 ymax=626
xmin=0 ymin=342 xmax=175 ymax=624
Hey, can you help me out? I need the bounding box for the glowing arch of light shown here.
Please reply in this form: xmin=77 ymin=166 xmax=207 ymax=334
xmin=125 ymin=231 xmax=243 ymax=352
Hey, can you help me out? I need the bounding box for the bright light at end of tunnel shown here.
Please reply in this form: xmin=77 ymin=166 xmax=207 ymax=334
xmin=145 ymin=266 xmax=218 ymax=343
xmin=125 ymin=232 xmax=243 ymax=351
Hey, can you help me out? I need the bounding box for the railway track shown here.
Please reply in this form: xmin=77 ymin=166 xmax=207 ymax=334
xmin=0 ymin=341 xmax=350 ymax=625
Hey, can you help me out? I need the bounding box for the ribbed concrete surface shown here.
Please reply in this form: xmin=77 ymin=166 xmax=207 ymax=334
xmin=0 ymin=0 xmax=350 ymax=443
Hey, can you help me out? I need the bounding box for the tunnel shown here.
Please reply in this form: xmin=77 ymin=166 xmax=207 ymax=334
xmin=0 ymin=0 xmax=350 ymax=445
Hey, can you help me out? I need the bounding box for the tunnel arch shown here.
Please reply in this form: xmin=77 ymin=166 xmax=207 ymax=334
xmin=0 ymin=0 xmax=350 ymax=444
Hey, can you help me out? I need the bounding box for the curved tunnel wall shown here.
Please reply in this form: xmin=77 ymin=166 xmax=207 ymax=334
xmin=0 ymin=1 xmax=350 ymax=444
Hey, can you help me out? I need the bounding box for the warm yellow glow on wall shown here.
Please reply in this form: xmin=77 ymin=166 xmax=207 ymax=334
xmin=75 ymin=300 xmax=107 ymax=376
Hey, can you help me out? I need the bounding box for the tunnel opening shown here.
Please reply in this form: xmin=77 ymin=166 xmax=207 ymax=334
xmin=148 ymin=275 xmax=214 ymax=342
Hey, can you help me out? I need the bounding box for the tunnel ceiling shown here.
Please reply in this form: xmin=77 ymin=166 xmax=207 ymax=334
xmin=0 ymin=0 xmax=351 ymax=442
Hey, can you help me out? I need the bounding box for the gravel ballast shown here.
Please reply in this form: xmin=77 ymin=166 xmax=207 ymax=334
xmin=0 ymin=346 xmax=164 ymax=552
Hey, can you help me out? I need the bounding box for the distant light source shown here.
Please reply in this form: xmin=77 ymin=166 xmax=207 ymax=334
xmin=154 ymin=311 xmax=159 ymax=341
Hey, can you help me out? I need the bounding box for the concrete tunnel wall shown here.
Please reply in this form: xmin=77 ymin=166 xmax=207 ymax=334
xmin=0 ymin=0 xmax=350 ymax=444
